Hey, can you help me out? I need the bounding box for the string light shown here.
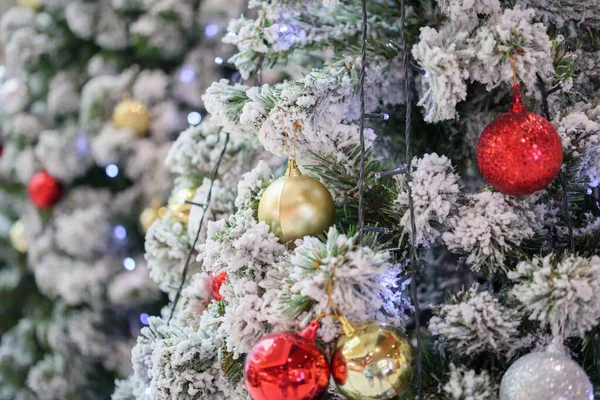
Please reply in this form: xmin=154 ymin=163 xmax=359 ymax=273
xmin=105 ymin=164 xmax=119 ymax=178
xmin=140 ymin=313 xmax=149 ymax=325
xmin=112 ymin=225 xmax=127 ymax=240
xmin=360 ymin=1 xmax=423 ymax=397
xmin=179 ymin=65 xmax=195 ymax=83
xmin=76 ymin=133 xmax=90 ymax=157
xmin=123 ymin=257 xmax=136 ymax=271
xmin=214 ymin=56 xmax=224 ymax=65
xmin=187 ymin=111 xmax=202 ymax=126
xmin=279 ymin=24 xmax=289 ymax=33
xmin=205 ymin=23 xmax=219 ymax=37
xmin=169 ymin=130 xmax=231 ymax=322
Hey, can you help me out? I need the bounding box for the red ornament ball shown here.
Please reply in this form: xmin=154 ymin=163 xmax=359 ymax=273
xmin=211 ymin=272 xmax=227 ymax=301
xmin=27 ymin=170 xmax=62 ymax=209
xmin=477 ymin=84 xmax=563 ymax=196
xmin=244 ymin=321 xmax=330 ymax=400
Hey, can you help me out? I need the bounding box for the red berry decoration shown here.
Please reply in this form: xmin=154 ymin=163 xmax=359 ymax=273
xmin=244 ymin=321 xmax=330 ymax=400
xmin=211 ymin=272 xmax=227 ymax=301
xmin=477 ymin=84 xmax=563 ymax=196
xmin=27 ymin=170 xmax=62 ymax=209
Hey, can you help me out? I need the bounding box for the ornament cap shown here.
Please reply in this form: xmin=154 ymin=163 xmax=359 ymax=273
xmin=546 ymin=337 xmax=567 ymax=355
xmin=299 ymin=321 xmax=320 ymax=342
xmin=339 ymin=316 xmax=356 ymax=337
xmin=509 ymin=84 xmax=527 ymax=113
xmin=285 ymin=159 xmax=302 ymax=177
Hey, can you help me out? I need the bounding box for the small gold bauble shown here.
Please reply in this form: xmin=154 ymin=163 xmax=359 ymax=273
xmin=9 ymin=219 xmax=28 ymax=253
xmin=140 ymin=199 xmax=168 ymax=233
xmin=17 ymin=0 xmax=40 ymax=10
xmin=258 ymin=159 xmax=335 ymax=243
xmin=112 ymin=99 xmax=150 ymax=137
xmin=331 ymin=322 xmax=414 ymax=400
xmin=168 ymin=187 xmax=196 ymax=222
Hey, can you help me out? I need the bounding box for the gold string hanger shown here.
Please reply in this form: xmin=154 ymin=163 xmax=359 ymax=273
xmin=313 ymin=275 xmax=356 ymax=337
xmin=507 ymin=52 xmax=519 ymax=85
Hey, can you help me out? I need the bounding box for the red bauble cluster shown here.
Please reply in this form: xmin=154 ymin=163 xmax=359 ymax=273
xmin=477 ymin=84 xmax=563 ymax=196
xmin=27 ymin=170 xmax=62 ymax=209
xmin=244 ymin=321 xmax=330 ymax=400
xmin=211 ymin=272 xmax=227 ymax=301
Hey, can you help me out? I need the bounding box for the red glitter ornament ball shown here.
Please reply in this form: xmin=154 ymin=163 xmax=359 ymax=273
xmin=211 ymin=272 xmax=227 ymax=301
xmin=476 ymin=84 xmax=563 ymax=196
xmin=27 ymin=170 xmax=62 ymax=209
xmin=244 ymin=321 xmax=330 ymax=400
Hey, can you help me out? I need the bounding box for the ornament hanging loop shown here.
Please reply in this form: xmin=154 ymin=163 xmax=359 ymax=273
xmin=312 ymin=275 xmax=356 ymax=337
xmin=507 ymin=52 xmax=518 ymax=85
xmin=284 ymin=123 xmax=302 ymax=177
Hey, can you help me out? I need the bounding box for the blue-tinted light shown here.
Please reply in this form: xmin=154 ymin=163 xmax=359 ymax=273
xmin=76 ymin=133 xmax=90 ymax=157
xmin=179 ymin=65 xmax=195 ymax=83
xmin=205 ymin=23 xmax=219 ymax=37
xmin=187 ymin=112 xmax=202 ymax=126
xmin=106 ymin=164 xmax=119 ymax=178
xmin=113 ymin=225 xmax=127 ymax=240
xmin=123 ymin=257 xmax=136 ymax=271
xmin=140 ymin=313 xmax=149 ymax=325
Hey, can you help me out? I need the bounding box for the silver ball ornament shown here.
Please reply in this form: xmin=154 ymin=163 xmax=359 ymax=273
xmin=500 ymin=347 xmax=594 ymax=400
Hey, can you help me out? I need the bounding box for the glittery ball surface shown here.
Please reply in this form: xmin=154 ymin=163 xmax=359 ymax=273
xmin=499 ymin=350 xmax=594 ymax=400
xmin=244 ymin=323 xmax=330 ymax=400
xmin=477 ymin=85 xmax=563 ymax=196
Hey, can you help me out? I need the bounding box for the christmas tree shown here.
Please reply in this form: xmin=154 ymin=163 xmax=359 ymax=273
xmin=115 ymin=0 xmax=600 ymax=399
xmin=0 ymin=0 xmax=244 ymax=398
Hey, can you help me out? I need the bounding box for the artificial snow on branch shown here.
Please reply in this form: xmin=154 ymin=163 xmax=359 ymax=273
xmin=394 ymin=153 xmax=460 ymax=247
xmin=442 ymin=191 xmax=543 ymax=274
xmin=429 ymin=284 xmax=521 ymax=357
xmin=203 ymin=56 xmax=404 ymax=160
xmin=509 ymin=253 xmax=600 ymax=338
xmin=413 ymin=6 xmax=553 ymax=122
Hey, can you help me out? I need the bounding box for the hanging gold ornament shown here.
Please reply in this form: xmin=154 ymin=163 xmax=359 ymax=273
xmin=140 ymin=199 xmax=168 ymax=233
xmin=258 ymin=158 xmax=335 ymax=243
xmin=9 ymin=219 xmax=28 ymax=253
xmin=168 ymin=187 xmax=196 ymax=222
xmin=331 ymin=321 xmax=414 ymax=400
xmin=112 ymin=98 xmax=150 ymax=137
xmin=17 ymin=0 xmax=41 ymax=10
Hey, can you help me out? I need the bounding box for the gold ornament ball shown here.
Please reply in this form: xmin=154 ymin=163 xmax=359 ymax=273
xmin=168 ymin=187 xmax=196 ymax=222
xmin=112 ymin=99 xmax=150 ymax=137
xmin=331 ymin=322 xmax=414 ymax=400
xmin=258 ymin=160 xmax=335 ymax=243
xmin=140 ymin=201 xmax=168 ymax=233
xmin=9 ymin=220 xmax=28 ymax=253
xmin=17 ymin=0 xmax=40 ymax=10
